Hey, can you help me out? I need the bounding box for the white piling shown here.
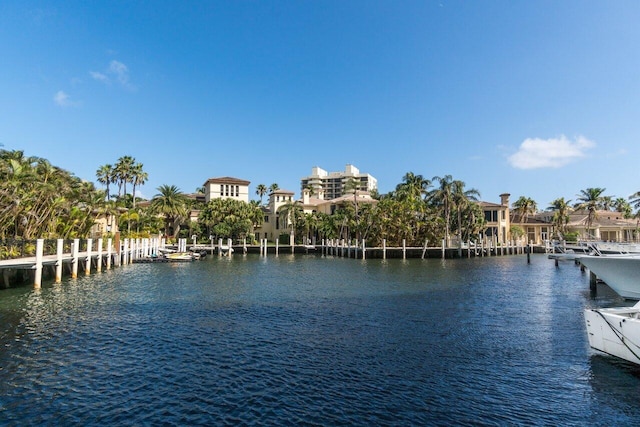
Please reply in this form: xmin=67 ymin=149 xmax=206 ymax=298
xmin=107 ymin=238 xmax=113 ymax=269
xmin=56 ymin=239 xmax=63 ymax=282
xmin=383 ymin=239 xmax=387 ymax=260
xmin=72 ymin=238 xmax=79 ymax=278
xmin=34 ymin=239 xmax=44 ymax=288
xmin=85 ymin=238 xmax=93 ymax=275
xmin=97 ymin=238 xmax=103 ymax=272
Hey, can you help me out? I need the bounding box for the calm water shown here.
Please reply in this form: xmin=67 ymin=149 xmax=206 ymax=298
xmin=1 ymin=253 xmax=640 ymax=426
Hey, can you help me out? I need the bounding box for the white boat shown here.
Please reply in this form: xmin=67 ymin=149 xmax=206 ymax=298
xmin=584 ymin=301 xmax=640 ymax=365
xmin=578 ymin=254 xmax=640 ymax=300
xmin=164 ymin=252 xmax=194 ymax=262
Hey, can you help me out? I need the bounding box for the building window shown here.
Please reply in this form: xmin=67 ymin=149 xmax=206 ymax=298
xmin=235 ymin=185 xmax=239 ymax=197
xmin=264 ymin=216 xmax=269 ymax=223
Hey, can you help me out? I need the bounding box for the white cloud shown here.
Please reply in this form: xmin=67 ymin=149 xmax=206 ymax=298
xmin=89 ymin=60 xmax=135 ymax=89
xmin=109 ymin=60 xmax=130 ymax=85
xmin=53 ymin=90 xmax=79 ymax=107
xmin=90 ymin=71 xmax=109 ymax=83
xmin=508 ymin=135 xmax=595 ymax=169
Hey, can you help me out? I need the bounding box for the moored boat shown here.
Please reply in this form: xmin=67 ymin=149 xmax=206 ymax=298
xmin=584 ymin=301 xmax=640 ymax=365
xmin=164 ymin=252 xmax=195 ymax=262
xmin=578 ymin=254 xmax=640 ymax=300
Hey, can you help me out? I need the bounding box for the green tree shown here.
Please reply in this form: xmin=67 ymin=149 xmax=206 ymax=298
xmin=452 ymin=179 xmax=480 ymax=255
xmin=96 ymin=164 xmax=115 ymax=201
xmin=548 ymin=197 xmax=572 ymax=238
xmin=150 ymin=185 xmax=188 ymax=238
xmin=512 ymin=196 xmax=538 ymax=223
xmin=575 ymin=187 xmax=606 ymax=237
xmin=256 ymin=184 xmax=268 ymax=204
xmin=131 ymin=162 xmax=148 ymax=209
xmin=429 ymin=175 xmax=456 ymax=245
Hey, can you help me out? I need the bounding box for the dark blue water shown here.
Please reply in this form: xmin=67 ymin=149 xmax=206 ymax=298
xmin=1 ymin=254 xmax=640 ymax=425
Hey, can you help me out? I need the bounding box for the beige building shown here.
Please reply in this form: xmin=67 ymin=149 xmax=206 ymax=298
xmin=301 ymin=164 xmax=377 ymax=200
xmin=254 ymin=187 xmax=379 ymax=242
xmin=203 ymin=176 xmax=251 ymax=203
xmin=478 ymin=193 xmax=512 ymax=245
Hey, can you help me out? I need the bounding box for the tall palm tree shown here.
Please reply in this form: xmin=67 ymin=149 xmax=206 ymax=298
xmin=512 ymin=196 xmax=538 ymax=223
xmin=575 ymin=187 xmax=606 ymax=237
xmin=278 ymin=200 xmax=303 ymax=243
xmin=96 ymin=164 xmax=115 ymax=201
xmin=628 ymin=191 xmax=640 ymax=216
xmin=395 ymin=172 xmax=431 ymax=202
xmin=150 ymin=185 xmax=188 ymax=238
xmin=548 ymin=197 xmax=572 ymax=238
xmin=600 ymin=195 xmax=614 ymax=211
xmin=130 ymin=162 xmax=148 ymax=209
xmin=114 ymin=155 xmax=135 ymax=199
xmin=452 ymin=179 xmax=480 ymax=254
xmin=255 ymin=184 xmax=268 ymax=204
xmin=614 ymin=197 xmax=632 ymax=218
xmin=269 ymin=183 xmax=279 ymax=194
xmin=428 ymin=175 xmax=455 ymax=246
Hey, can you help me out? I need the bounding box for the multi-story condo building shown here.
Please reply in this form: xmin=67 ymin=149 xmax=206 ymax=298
xmin=300 ymin=164 xmax=377 ymax=200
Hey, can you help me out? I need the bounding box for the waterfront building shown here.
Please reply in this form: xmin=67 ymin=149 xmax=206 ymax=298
xmin=478 ymin=193 xmax=511 ymax=245
xmin=517 ymin=209 xmax=639 ymax=245
xmin=300 ymin=165 xmax=377 ymax=200
xmin=202 ymin=176 xmax=251 ymax=203
xmin=253 ymin=187 xmax=379 ymax=243
xmin=254 ymin=189 xmax=296 ymax=242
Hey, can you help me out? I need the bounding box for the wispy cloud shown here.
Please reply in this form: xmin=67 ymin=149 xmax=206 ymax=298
xmin=508 ymin=135 xmax=595 ymax=169
xmin=90 ymin=71 xmax=109 ymax=83
xmin=53 ymin=90 xmax=79 ymax=107
xmin=90 ymin=60 xmax=135 ymax=89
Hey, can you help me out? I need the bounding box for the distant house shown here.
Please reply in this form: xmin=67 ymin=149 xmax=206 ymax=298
xmin=509 ymin=209 xmax=639 ymax=245
xmin=478 ymin=193 xmax=512 ymax=245
xmin=202 ymin=176 xmax=251 ymax=203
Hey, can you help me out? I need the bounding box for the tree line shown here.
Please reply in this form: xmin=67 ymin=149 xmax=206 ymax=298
xmin=3 ymin=149 xmax=640 ymax=247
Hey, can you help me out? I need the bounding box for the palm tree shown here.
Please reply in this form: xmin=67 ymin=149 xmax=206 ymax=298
xmin=150 ymin=185 xmax=188 ymax=238
xmin=628 ymin=191 xmax=640 ymax=216
xmin=452 ymin=179 xmax=480 ymax=254
xmin=96 ymin=164 xmax=115 ymax=200
xmin=269 ymin=183 xmax=279 ymax=194
xmin=343 ymin=177 xmax=362 ymax=240
xmin=130 ymin=162 xmax=148 ymax=209
xmin=394 ymin=172 xmax=431 ymax=202
xmin=114 ymin=155 xmax=135 ymax=199
xmin=512 ymin=196 xmax=538 ymax=223
xmin=575 ymin=187 xmax=606 ymax=238
xmin=428 ymin=175 xmax=456 ymax=246
xmin=614 ymin=197 xmax=632 ymax=218
xmin=278 ymin=200 xmax=303 ymax=243
xmin=601 ymin=195 xmax=614 ymax=211
xmin=548 ymin=197 xmax=572 ymax=238
xmin=256 ymin=184 xmax=268 ymax=204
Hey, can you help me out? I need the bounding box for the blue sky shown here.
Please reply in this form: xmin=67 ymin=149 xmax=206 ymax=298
xmin=2 ymin=1 xmax=639 ymax=208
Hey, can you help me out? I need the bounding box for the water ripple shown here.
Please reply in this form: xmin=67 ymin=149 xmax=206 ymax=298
xmin=0 ymin=255 xmax=639 ymax=425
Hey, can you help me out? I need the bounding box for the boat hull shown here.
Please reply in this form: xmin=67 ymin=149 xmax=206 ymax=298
xmin=578 ymin=255 xmax=640 ymax=299
xmin=584 ymin=307 xmax=640 ymax=365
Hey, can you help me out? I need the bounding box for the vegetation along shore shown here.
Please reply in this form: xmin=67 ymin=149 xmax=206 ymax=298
xmin=2 ymin=148 xmax=640 ymax=269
